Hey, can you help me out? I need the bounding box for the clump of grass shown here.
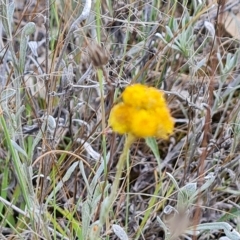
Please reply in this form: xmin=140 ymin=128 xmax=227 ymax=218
xmin=0 ymin=0 xmax=240 ymax=239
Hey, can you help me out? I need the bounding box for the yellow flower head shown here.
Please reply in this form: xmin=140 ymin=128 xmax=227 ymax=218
xmin=109 ymin=84 xmax=174 ymax=139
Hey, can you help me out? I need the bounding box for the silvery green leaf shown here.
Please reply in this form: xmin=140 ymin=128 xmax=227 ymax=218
xmin=145 ymin=137 xmax=161 ymax=162
xmin=195 ymin=57 xmax=207 ymax=71
xmin=156 ymin=216 xmax=170 ymax=237
xmin=92 ymin=181 xmax=105 ymax=204
xmin=145 ymin=137 xmax=161 ymax=172
xmin=29 ymin=120 xmax=46 ymax=162
xmin=192 ymin=173 xmax=215 ymax=199
xmin=67 ymin=63 xmax=74 ymax=83
xmin=173 ymin=40 xmax=183 ymax=50
xmin=182 ymin=183 xmax=197 ymax=198
xmin=82 ymin=200 xmax=91 ymax=240
xmin=62 ymin=161 xmax=78 ymax=182
xmin=46 ymin=161 xmax=79 ymax=205
xmin=7 ymin=1 xmax=15 ymax=33
xmin=172 ymin=18 xmax=178 ymax=32
xmin=11 ymin=140 xmax=28 ymax=158
xmin=177 ymin=190 xmax=186 ymax=211
xmin=166 ymin=173 xmax=189 ymax=211
xmin=223 ymin=52 xmax=239 ymax=75
xmin=99 ymin=196 xmax=110 ymax=224
xmin=79 ymin=161 xmax=90 ymax=193
xmin=22 ymin=22 xmax=36 ymax=36
xmin=126 ymin=41 xmax=144 ymax=56
xmin=177 ymin=183 xmax=198 ymax=210
xmin=193 ymin=0 xmax=204 ymax=14
xmin=171 ymin=44 xmax=182 ymax=52
xmin=92 ymin=182 xmax=111 ymax=211
xmin=228 ymin=52 xmax=238 ymax=67
xmin=77 ymin=139 xmax=102 ymax=162
xmin=204 ymin=21 xmax=215 ymax=37
xmin=89 ymin=152 xmax=110 ymax=195
xmin=166 ymin=172 xmax=180 ymax=191
xmin=61 ymin=67 xmax=68 ymax=89
xmin=19 ymin=22 xmax=36 ymax=74
xmin=28 ymin=41 xmax=38 ymax=57
xmin=46 ymin=115 xmax=56 ymax=133
xmin=1 ymin=88 xmax=16 ymax=102
xmin=188 ymin=222 xmax=240 ymax=239
xmin=217 ymin=52 xmax=224 ymax=73
xmin=163 ymin=205 xmax=175 ymax=215
xmin=184 ymin=229 xmax=200 ymax=235
xmin=155 ymin=33 xmax=168 ymax=44
xmin=10 ymin=113 xmax=17 ymax=129
xmin=88 ymin=221 xmax=101 ymax=240
xmin=166 ymin=26 xmax=174 ymax=38
xmin=112 ymin=224 xmax=129 ymax=240
xmin=15 ymin=105 xmax=25 ymax=120
xmin=0 ymin=2 xmax=10 ymax=37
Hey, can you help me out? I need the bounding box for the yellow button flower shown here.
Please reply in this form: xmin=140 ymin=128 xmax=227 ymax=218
xmin=109 ymin=84 xmax=174 ymax=139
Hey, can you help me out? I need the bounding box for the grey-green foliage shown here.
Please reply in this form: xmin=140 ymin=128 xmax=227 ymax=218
xmin=82 ymin=199 xmax=91 ymax=239
xmin=112 ymin=224 xmax=129 ymax=240
xmin=218 ymin=51 xmax=239 ymax=81
xmin=159 ymin=172 xmax=240 ymax=239
xmin=11 ymin=140 xmax=28 ymax=158
xmin=192 ymin=0 xmax=205 ymax=14
xmin=80 ymin=153 xmax=110 ymax=240
xmin=212 ymin=49 xmax=240 ymax=132
xmin=82 ymin=181 xmax=111 ymax=240
xmin=28 ymin=115 xmax=55 ymax=164
xmin=1 ymin=88 xmax=16 ymax=136
xmin=187 ymin=222 xmax=240 ymax=239
xmin=45 ymin=161 xmax=79 ymax=206
xmin=1 ymin=88 xmax=16 ymax=108
xmin=231 ymin=110 xmax=240 ymax=153
xmin=46 ymin=114 xmax=56 ymax=135
xmin=1 ymin=1 xmax=36 ymax=153
xmin=1 ymin=0 xmax=20 ymax=72
xmin=157 ymin=11 xmax=195 ymax=58
xmin=145 ymin=137 xmax=161 ymax=172
xmin=0 ymin=0 xmax=15 ymax=38
xmin=166 ymin=172 xmax=216 ymax=212
xmin=156 ymin=172 xmax=240 ymax=239
xmin=19 ymin=22 xmax=36 ymax=74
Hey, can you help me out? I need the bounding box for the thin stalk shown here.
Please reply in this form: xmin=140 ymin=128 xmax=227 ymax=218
xmin=134 ymin=178 xmax=163 ymax=240
xmin=0 ymin=106 xmax=31 ymax=210
xmin=107 ymin=134 xmax=135 ymax=211
xmin=96 ymin=134 xmax=136 ymax=238
xmin=45 ymin=0 xmax=50 ymax=76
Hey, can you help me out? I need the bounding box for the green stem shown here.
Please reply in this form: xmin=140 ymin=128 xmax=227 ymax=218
xmin=109 ymin=134 xmax=136 ymax=204
xmin=96 ymin=134 xmax=136 ymax=238
xmin=0 ymin=107 xmax=31 ymax=210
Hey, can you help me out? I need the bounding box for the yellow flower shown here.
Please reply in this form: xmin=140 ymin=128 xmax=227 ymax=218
xmin=122 ymin=84 xmax=166 ymax=109
xmin=109 ymin=84 xmax=174 ymax=139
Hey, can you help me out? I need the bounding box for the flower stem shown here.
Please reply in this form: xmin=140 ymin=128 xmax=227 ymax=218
xmin=109 ymin=134 xmax=136 ymax=202
xmin=98 ymin=134 xmax=136 ymax=233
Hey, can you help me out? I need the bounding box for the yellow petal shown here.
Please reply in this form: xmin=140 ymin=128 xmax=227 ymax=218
xmin=122 ymin=84 xmax=148 ymax=108
xmin=122 ymin=84 xmax=166 ymax=109
xmin=155 ymin=108 xmax=174 ymax=139
xmin=108 ymin=103 xmax=132 ymax=134
xmin=130 ymin=109 xmax=157 ymax=138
